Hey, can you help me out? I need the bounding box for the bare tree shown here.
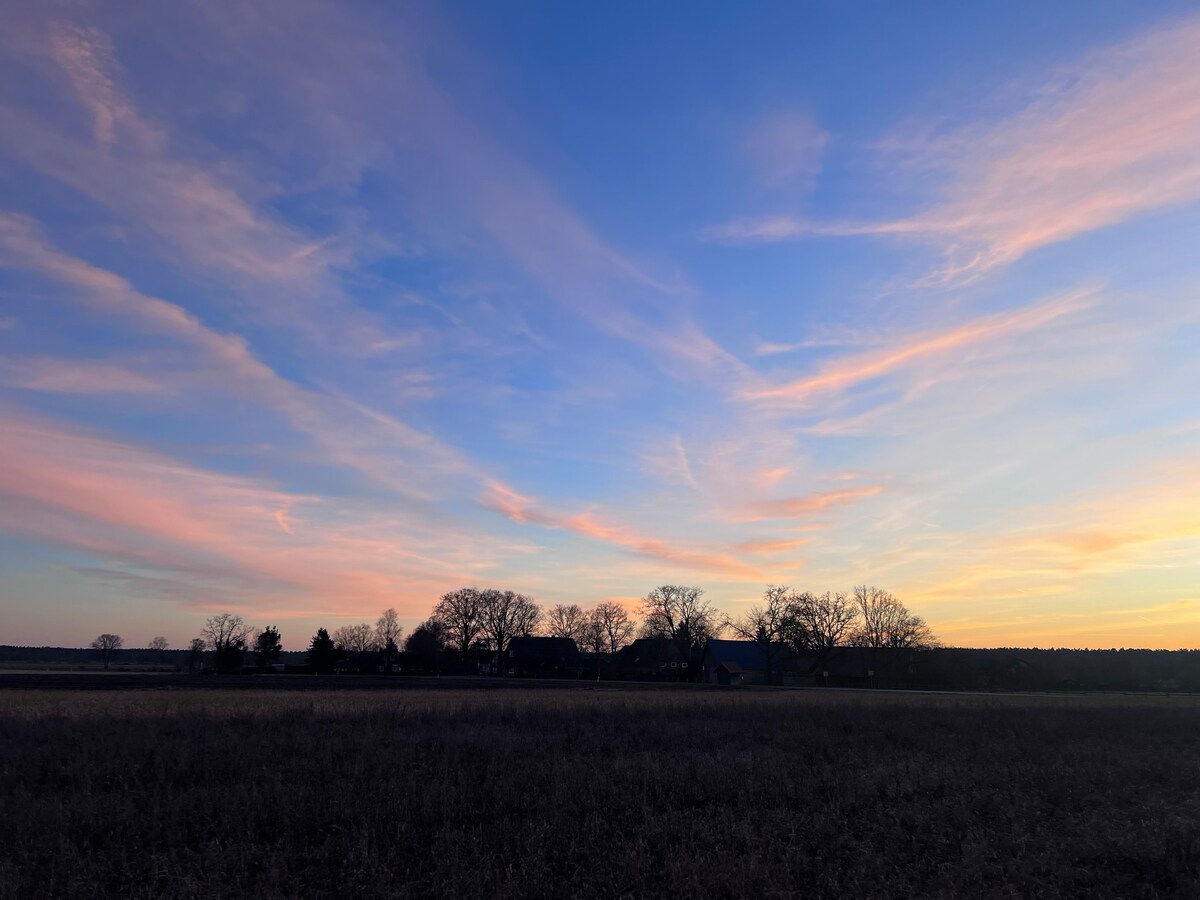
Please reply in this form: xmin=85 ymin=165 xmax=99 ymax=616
xmin=90 ymin=633 xmax=123 ymax=670
xmin=148 ymin=635 xmax=169 ymax=668
xmin=374 ymin=608 xmax=403 ymax=673
xmin=202 ymin=613 xmax=252 ymax=651
xmin=593 ymin=601 xmax=636 ymax=655
xmin=375 ymin=608 xmax=403 ymax=648
xmin=333 ymin=624 xmax=379 ymax=657
xmin=332 ymin=623 xmax=377 ymax=671
xmin=432 ymin=587 xmax=485 ymax=670
xmin=332 ymin=623 xmax=378 ymax=654
xmin=852 ymin=586 xmax=935 ymax=651
xmin=852 ymin=585 xmax=936 ymax=683
xmin=640 ymin=585 xmax=722 ymax=680
xmin=187 ymin=637 xmax=206 ymax=673
xmin=729 ymin=585 xmax=793 ymax=685
xmin=579 ymin=614 xmax=607 ymax=681
xmin=480 ymin=589 xmax=542 ymax=673
xmin=790 ymin=590 xmax=859 ymax=675
xmin=202 ymin=613 xmax=253 ymax=674
xmin=545 ymin=603 xmax=586 ymax=642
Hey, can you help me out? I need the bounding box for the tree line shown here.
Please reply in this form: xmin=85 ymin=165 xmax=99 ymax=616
xmin=90 ymin=584 xmax=935 ymax=679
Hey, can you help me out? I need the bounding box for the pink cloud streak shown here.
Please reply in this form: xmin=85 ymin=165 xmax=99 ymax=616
xmin=0 ymin=214 xmax=477 ymax=498
xmin=740 ymin=486 xmax=885 ymax=522
xmin=743 ymin=291 xmax=1092 ymax=407
xmin=0 ymin=410 xmax=513 ymax=619
xmin=480 ymin=480 xmax=768 ymax=580
xmin=707 ymin=14 xmax=1200 ymax=283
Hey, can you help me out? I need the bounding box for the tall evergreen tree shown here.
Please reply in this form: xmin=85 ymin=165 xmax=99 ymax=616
xmin=254 ymin=626 xmax=283 ymax=668
xmin=307 ymin=628 xmax=336 ymax=674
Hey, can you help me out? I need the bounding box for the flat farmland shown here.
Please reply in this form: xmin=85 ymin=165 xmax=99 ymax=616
xmin=2 ymin=681 xmax=1198 ymax=899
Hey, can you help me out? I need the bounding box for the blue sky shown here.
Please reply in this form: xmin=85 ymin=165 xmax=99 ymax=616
xmin=1 ymin=0 xmax=1198 ymax=650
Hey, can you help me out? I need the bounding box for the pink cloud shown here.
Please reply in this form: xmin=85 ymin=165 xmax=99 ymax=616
xmin=0 ymin=8 xmax=750 ymax=385
xmin=744 ymin=111 xmax=829 ymax=188
xmin=480 ymin=480 xmax=767 ymax=580
xmin=0 ymin=356 xmax=172 ymax=395
xmin=0 ymin=215 xmax=477 ymax=497
xmin=640 ymin=435 xmax=701 ymax=491
xmin=708 ymin=15 xmax=1200 ymax=283
xmin=753 ymin=467 xmax=791 ymax=489
xmin=736 ymin=538 xmax=811 ymax=555
xmin=0 ymin=17 xmax=409 ymax=357
xmin=0 ymin=410 xmax=515 ymax=620
xmin=743 ymin=291 xmax=1092 ymax=407
xmin=740 ymin=486 xmax=884 ymax=522
xmin=897 ymin=458 xmax=1200 ymax=620
xmin=182 ymin=2 xmax=744 ymax=382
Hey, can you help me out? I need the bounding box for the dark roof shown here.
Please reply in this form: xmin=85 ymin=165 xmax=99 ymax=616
xmin=703 ymin=639 xmax=778 ymax=672
xmin=509 ymin=636 xmax=580 ymax=661
xmin=620 ymin=638 xmax=687 ymax=664
xmin=700 ymin=638 xmax=796 ymax=672
xmin=715 ymin=661 xmax=744 ymax=674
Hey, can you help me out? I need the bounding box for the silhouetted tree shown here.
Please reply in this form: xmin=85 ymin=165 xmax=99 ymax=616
xmin=852 ymin=586 xmax=936 ymax=652
xmin=187 ymin=637 xmax=206 ymax=673
xmin=432 ymin=587 xmax=485 ymax=671
xmin=546 ymin=604 xmax=586 ymax=642
xmin=307 ymin=628 xmax=337 ymax=674
xmin=789 ymin=590 xmax=859 ymax=676
xmin=851 ymin=585 xmax=936 ymax=683
xmin=593 ymin=601 xmax=636 ymax=655
xmin=332 ymin=623 xmax=377 ymax=654
xmin=202 ymin=613 xmax=253 ymax=674
xmin=580 ymin=615 xmax=606 ymax=681
xmin=253 ymin=626 xmax=283 ymax=668
xmin=640 ymin=585 xmax=722 ymax=680
xmin=481 ymin=589 xmax=542 ymax=674
xmin=332 ymin=623 xmax=378 ymax=671
xmin=375 ymin=608 xmax=403 ymax=672
xmin=90 ymin=633 xmax=122 ymax=670
xmin=148 ymin=635 xmax=170 ymax=668
xmin=729 ymin=585 xmax=793 ymax=685
xmin=405 ymin=618 xmax=448 ymax=673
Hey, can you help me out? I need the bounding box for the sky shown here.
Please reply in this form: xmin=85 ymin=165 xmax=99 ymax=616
xmin=1 ymin=0 xmax=1199 ymax=651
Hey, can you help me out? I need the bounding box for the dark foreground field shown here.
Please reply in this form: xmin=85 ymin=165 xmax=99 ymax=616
xmin=2 ymin=682 xmax=1198 ymax=899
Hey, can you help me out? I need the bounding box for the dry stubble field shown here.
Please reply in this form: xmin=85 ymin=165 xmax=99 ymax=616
xmin=1 ymin=682 xmax=1198 ymax=899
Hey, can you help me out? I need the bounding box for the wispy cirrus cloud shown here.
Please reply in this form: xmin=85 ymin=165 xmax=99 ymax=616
xmin=640 ymin=435 xmax=701 ymax=491
xmin=743 ymin=290 xmax=1094 ymax=408
xmin=707 ymin=14 xmax=1200 ymax=283
xmin=739 ymin=486 xmax=885 ymax=523
xmin=0 ymin=409 xmax=511 ymax=619
xmin=480 ymin=480 xmax=768 ymax=580
xmin=744 ymin=111 xmax=828 ymax=188
xmin=0 ymin=356 xmax=172 ymax=395
xmin=736 ymin=538 xmax=811 ymax=555
xmin=0 ymin=213 xmax=478 ymax=498
xmin=1 ymin=5 xmax=749 ymax=386
xmin=900 ymin=456 xmax=1200 ymax=617
xmin=0 ymin=15 xmax=437 ymax=361
xmin=179 ymin=1 xmax=741 ymax=381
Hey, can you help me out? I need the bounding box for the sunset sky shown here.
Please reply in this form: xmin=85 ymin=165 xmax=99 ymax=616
xmin=2 ymin=1 xmax=1198 ymax=650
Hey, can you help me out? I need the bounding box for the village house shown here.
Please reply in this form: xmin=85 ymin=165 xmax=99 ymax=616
xmin=615 ymin=637 xmax=690 ymax=681
xmin=701 ymin=639 xmax=812 ymax=686
xmin=506 ymin=636 xmax=583 ymax=678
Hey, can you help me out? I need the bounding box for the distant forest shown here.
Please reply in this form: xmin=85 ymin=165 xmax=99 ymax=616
xmin=4 ymin=644 xmax=1200 ymax=694
xmin=9 ymin=584 xmax=1198 ymax=694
